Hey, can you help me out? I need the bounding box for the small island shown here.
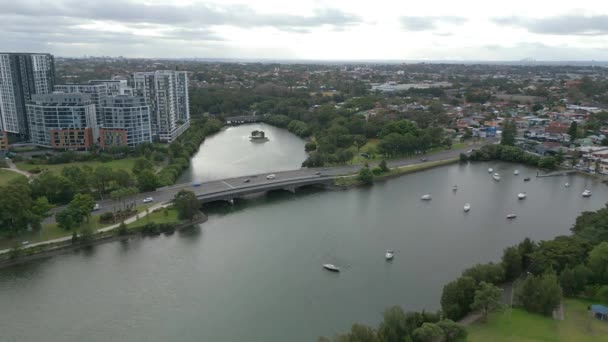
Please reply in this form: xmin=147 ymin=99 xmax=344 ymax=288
xmin=249 ymin=130 xmax=269 ymax=142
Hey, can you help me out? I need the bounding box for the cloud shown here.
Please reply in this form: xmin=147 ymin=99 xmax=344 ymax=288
xmin=400 ymin=16 xmax=466 ymax=31
xmin=492 ymin=15 xmax=608 ymax=36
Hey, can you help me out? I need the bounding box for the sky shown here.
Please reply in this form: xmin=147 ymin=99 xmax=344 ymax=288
xmin=1 ymin=0 xmax=608 ymax=61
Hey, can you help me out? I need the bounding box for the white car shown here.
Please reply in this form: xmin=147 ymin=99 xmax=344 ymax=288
xmin=266 ymin=174 xmax=276 ymax=180
xmin=143 ymin=197 xmax=154 ymax=203
xmin=92 ymin=203 xmax=100 ymax=211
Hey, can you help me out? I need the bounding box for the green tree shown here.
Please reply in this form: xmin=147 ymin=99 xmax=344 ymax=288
xmin=441 ymin=276 xmax=477 ymax=320
xmin=68 ymin=193 xmax=96 ymax=223
xmin=137 ymin=169 xmax=159 ymax=192
xmin=502 ymin=246 xmax=523 ymax=281
xmin=568 ymin=121 xmax=578 ymax=141
xmin=588 ymin=242 xmax=608 ymax=284
xmin=332 ymin=324 xmax=379 ymax=342
xmin=91 ymin=165 xmax=114 ymax=195
xmin=471 ymin=281 xmax=504 ymax=322
xmin=412 ymin=323 xmax=444 ymax=342
xmin=379 ymin=160 xmax=389 ymax=172
xmin=437 ymin=320 xmax=467 ymax=342
xmin=500 ymin=120 xmax=516 ymax=146
xmin=538 ymin=156 xmax=557 ymax=170
xmin=132 ymin=157 xmax=154 ymax=175
xmin=462 ymin=263 xmax=505 ymax=285
xmin=377 ymin=306 xmax=409 ymax=341
xmin=560 ymin=264 xmax=591 ymax=296
xmin=56 ymin=209 xmax=77 ymax=230
xmin=173 ymin=190 xmax=200 ymax=221
xmin=30 ymin=197 xmax=53 ymax=231
xmin=353 ymin=135 xmax=367 ymax=152
xmin=358 ymin=167 xmax=374 ymax=185
xmin=515 ymin=273 xmax=562 ymax=316
xmin=113 ymin=169 xmax=134 ymax=188
xmin=0 ymin=180 xmax=41 ymax=236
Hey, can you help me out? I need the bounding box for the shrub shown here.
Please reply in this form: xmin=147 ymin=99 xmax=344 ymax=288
xmin=99 ymin=212 xmax=115 ymax=224
xmin=372 ymin=166 xmax=384 ymax=175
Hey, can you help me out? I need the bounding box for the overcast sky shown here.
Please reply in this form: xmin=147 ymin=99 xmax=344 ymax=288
xmin=2 ymin=0 xmax=608 ymax=60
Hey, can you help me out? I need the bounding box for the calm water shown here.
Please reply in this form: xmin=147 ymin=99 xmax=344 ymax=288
xmin=2 ymin=127 xmax=608 ymax=341
xmin=177 ymin=123 xmax=307 ymax=182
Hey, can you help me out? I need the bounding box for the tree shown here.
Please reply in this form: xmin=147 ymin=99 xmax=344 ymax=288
xmin=515 ymin=273 xmax=562 ymax=316
xmin=500 ymin=120 xmax=516 ymax=146
xmin=353 ymin=135 xmax=367 ymax=152
xmin=377 ymin=306 xmax=409 ymax=341
xmin=568 ymin=121 xmax=578 ymax=141
xmin=538 ymin=156 xmax=557 ymax=170
xmin=358 ymin=167 xmax=373 ymax=185
xmin=56 ymin=209 xmax=77 ymax=230
xmin=441 ymin=276 xmax=477 ymax=320
xmin=173 ymin=190 xmax=200 ymax=221
xmin=437 ymin=320 xmax=467 ymax=342
xmin=332 ymin=324 xmax=379 ymax=342
xmin=132 ymin=157 xmax=154 ymax=175
xmin=502 ymin=246 xmax=523 ymax=281
xmin=68 ymin=193 xmax=95 ymax=223
xmin=91 ymin=165 xmax=114 ymax=195
xmin=412 ymin=323 xmax=444 ymax=342
xmin=462 ymin=263 xmax=505 ymax=285
xmin=471 ymin=281 xmax=504 ymax=322
xmin=588 ymin=242 xmax=608 ymax=284
xmin=30 ymin=197 xmax=53 ymax=231
xmin=137 ymin=169 xmax=159 ymax=192
xmin=113 ymin=169 xmax=134 ymax=188
xmin=560 ymin=264 xmax=591 ymax=296
xmin=379 ymin=160 xmax=389 ymax=172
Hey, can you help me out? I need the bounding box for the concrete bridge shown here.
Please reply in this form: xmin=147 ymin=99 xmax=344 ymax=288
xmin=193 ymin=176 xmax=334 ymax=204
xmin=225 ymin=115 xmax=264 ymax=125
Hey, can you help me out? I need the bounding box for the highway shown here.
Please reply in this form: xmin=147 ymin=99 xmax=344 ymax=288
xmin=44 ymin=140 xmax=489 ymax=224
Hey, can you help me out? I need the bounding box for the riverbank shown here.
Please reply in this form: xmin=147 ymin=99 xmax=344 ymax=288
xmin=334 ymin=158 xmax=459 ymax=187
xmin=0 ymin=213 xmax=207 ymax=269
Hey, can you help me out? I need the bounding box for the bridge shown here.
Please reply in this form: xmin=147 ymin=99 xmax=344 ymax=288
xmin=225 ymin=115 xmax=264 ymax=125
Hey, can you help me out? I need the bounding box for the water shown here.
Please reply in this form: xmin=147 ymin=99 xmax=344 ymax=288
xmin=2 ymin=126 xmax=608 ymax=341
xmin=177 ymin=123 xmax=307 ymax=182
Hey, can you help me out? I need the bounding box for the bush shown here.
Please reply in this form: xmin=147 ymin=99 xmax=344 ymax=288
xmin=372 ymin=166 xmax=384 ymax=175
xmin=99 ymin=212 xmax=115 ymax=224
xmin=358 ymin=167 xmax=373 ymax=184
xmin=515 ymin=273 xmax=562 ymax=316
xmin=141 ymin=223 xmax=160 ymax=236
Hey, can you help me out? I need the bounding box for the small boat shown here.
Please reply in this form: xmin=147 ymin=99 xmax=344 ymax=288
xmin=493 ymin=175 xmax=501 ymax=181
xmin=517 ymin=192 xmax=527 ymax=200
xmin=514 ymin=170 xmax=520 ymax=175
xmin=452 ymin=185 xmax=458 ymax=192
xmin=488 ymin=168 xmax=494 ymax=173
xmin=506 ymin=214 xmax=517 ymax=219
xmin=582 ymin=190 xmax=592 ymax=197
xmin=323 ymin=264 xmax=340 ymax=272
xmin=385 ymin=250 xmax=394 ymax=260
xmin=523 ymin=177 xmax=531 ymax=182
xmin=565 ymin=183 xmax=570 ymax=187
xmin=421 ymin=194 xmax=432 ymax=200
xmin=494 ymin=172 xmax=500 ymax=177
xmin=464 ymin=203 xmax=471 ymax=212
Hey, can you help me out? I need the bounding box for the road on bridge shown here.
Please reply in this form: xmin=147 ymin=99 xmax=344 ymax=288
xmin=44 ymin=140 xmax=489 ymax=225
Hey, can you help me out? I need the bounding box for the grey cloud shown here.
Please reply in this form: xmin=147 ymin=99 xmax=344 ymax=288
xmin=493 ymin=15 xmax=608 ymax=36
xmin=400 ymin=16 xmax=466 ymax=31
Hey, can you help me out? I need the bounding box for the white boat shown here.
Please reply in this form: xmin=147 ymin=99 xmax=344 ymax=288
xmin=421 ymin=194 xmax=432 ymax=200
xmin=494 ymin=172 xmax=500 ymax=177
xmin=514 ymin=170 xmax=520 ymax=175
xmin=517 ymin=192 xmax=527 ymax=200
xmin=582 ymin=190 xmax=592 ymax=197
xmin=506 ymin=214 xmax=517 ymax=219
xmin=493 ymin=175 xmax=501 ymax=181
xmin=488 ymin=168 xmax=494 ymax=173
xmin=323 ymin=264 xmax=340 ymax=272
xmin=565 ymin=183 xmax=570 ymax=187
xmin=464 ymin=203 xmax=471 ymax=212
xmin=385 ymin=250 xmax=394 ymax=260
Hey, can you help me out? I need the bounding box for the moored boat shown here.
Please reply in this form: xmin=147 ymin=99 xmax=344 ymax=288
xmin=565 ymin=183 xmax=570 ymax=187
xmin=493 ymin=175 xmax=501 ymax=181
xmin=385 ymin=250 xmax=394 ymax=260
xmin=524 ymin=177 xmax=531 ymax=182
xmin=488 ymin=168 xmax=494 ymax=173
xmin=421 ymin=194 xmax=432 ymax=200
xmin=506 ymin=214 xmax=517 ymax=219
xmin=517 ymin=192 xmax=527 ymax=200
xmin=514 ymin=170 xmax=520 ymax=175
xmin=464 ymin=203 xmax=471 ymax=212
xmin=323 ymin=264 xmax=340 ymax=272
xmin=582 ymin=190 xmax=592 ymax=197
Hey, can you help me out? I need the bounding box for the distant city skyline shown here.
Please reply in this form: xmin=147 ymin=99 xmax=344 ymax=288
xmin=2 ymin=0 xmax=608 ymax=61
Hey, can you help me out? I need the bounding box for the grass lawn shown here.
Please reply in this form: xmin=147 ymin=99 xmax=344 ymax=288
xmin=468 ymin=299 xmax=608 ymax=342
xmin=127 ymin=207 xmax=179 ymax=229
xmin=16 ymin=158 xmax=138 ymax=175
xmin=350 ymin=140 xmax=468 ymax=165
xmin=0 ymin=169 xmax=26 ymax=186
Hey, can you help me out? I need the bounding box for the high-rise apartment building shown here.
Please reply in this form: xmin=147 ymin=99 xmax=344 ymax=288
xmin=54 ymin=83 xmax=108 ymax=108
xmin=89 ymin=79 xmax=128 ymax=96
xmin=133 ymin=70 xmax=190 ymax=142
xmin=0 ymin=53 xmax=55 ymax=135
xmin=26 ymin=93 xmax=97 ymax=149
xmin=99 ymin=95 xmax=152 ymax=148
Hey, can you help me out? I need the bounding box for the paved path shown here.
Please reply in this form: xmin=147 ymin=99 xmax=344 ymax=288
xmin=1 ymin=159 xmax=32 ymax=178
xmin=0 ymin=202 xmax=170 ymax=255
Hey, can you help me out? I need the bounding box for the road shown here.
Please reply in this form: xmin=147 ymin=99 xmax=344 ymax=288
xmin=44 ymin=140 xmax=490 ymax=224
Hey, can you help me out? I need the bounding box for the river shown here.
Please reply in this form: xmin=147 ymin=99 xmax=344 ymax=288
xmin=1 ymin=125 xmax=607 ymax=341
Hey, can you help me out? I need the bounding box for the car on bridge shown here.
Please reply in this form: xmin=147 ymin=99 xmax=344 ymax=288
xmin=192 ymin=182 xmax=202 ymax=187
xmin=243 ymin=178 xmax=251 ymax=183
xmin=143 ymin=197 xmax=154 ymax=203
xmin=266 ymin=174 xmax=276 ymax=180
